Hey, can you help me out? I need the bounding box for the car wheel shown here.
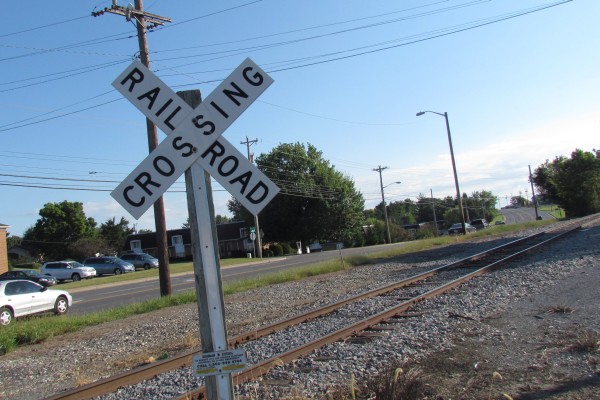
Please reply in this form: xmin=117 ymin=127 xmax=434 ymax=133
xmin=143 ymin=263 xmax=151 ymax=270
xmin=0 ymin=307 xmax=13 ymax=326
xmin=114 ymin=268 xmax=122 ymax=275
xmin=71 ymin=273 xmax=81 ymax=282
xmin=54 ymin=296 xmax=69 ymax=315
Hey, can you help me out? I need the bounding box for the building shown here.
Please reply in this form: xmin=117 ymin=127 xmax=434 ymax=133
xmin=0 ymin=223 xmax=9 ymax=274
xmin=124 ymin=221 xmax=254 ymax=260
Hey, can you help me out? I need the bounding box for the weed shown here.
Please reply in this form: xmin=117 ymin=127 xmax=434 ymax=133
xmin=568 ymin=329 xmax=600 ymax=353
xmin=546 ymin=304 xmax=574 ymax=314
xmin=365 ymin=362 xmax=427 ymax=400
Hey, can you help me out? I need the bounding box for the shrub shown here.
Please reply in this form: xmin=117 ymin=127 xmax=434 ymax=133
xmin=280 ymin=242 xmax=292 ymax=255
xmin=270 ymin=243 xmax=283 ymax=256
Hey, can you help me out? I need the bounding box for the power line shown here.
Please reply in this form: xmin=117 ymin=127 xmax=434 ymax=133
xmin=0 ymin=15 xmax=90 ymax=38
xmin=0 ymin=0 xmax=571 ymax=134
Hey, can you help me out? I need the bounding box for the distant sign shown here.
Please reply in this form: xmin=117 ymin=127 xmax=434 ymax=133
xmin=110 ymin=59 xmax=279 ymax=219
xmin=193 ymin=349 xmax=247 ymax=377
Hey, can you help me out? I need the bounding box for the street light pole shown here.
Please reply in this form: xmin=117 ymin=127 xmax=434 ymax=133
xmin=417 ymin=111 xmax=467 ymax=233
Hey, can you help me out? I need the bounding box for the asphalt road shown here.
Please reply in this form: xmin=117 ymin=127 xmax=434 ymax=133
xmin=69 ymin=207 xmax=552 ymax=315
xmin=68 ymin=242 xmax=409 ymax=315
xmin=500 ymin=206 xmax=553 ymax=224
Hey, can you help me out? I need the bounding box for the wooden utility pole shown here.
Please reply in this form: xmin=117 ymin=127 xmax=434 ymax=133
xmin=93 ymin=1 xmax=173 ymax=295
xmin=241 ymin=136 xmax=263 ymax=258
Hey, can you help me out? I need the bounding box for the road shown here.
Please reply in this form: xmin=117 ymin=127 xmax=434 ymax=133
xmin=500 ymin=206 xmax=553 ymax=224
xmin=69 ymin=208 xmax=553 ymax=315
xmin=68 ymin=242 xmax=409 ymax=315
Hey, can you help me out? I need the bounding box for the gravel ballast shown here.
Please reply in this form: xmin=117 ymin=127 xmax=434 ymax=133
xmin=1 ymin=217 xmax=598 ymax=399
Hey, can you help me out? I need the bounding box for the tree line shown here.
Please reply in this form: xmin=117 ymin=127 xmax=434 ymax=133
xmin=9 ymin=145 xmax=597 ymax=262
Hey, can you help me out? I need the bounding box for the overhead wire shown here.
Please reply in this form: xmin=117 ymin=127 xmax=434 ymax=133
xmin=0 ymin=1 xmax=571 ymax=133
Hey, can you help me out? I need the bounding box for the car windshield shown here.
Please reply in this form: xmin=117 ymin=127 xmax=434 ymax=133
xmin=23 ymin=270 xmax=40 ymax=277
xmin=70 ymin=262 xmax=85 ymax=268
xmin=451 ymin=224 xmax=462 ymax=228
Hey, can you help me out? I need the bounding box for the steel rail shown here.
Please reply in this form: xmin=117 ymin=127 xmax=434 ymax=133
xmin=43 ymin=221 xmax=586 ymax=400
xmin=177 ymin=222 xmax=585 ymax=400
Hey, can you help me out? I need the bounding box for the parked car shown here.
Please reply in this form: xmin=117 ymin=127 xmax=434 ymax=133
xmin=495 ymin=220 xmax=506 ymax=225
xmin=0 ymin=280 xmax=72 ymax=326
xmin=82 ymin=256 xmax=135 ymax=276
xmin=0 ymin=270 xmax=57 ymax=287
xmin=119 ymin=253 xmax=159 ymax=270
xmin=470 ymin=219 xmax=489 ymax=230
xmin=41 ymin=261 xmax=96 ymax=282
xmin=447 ymin=222 xmax=477 ymax=235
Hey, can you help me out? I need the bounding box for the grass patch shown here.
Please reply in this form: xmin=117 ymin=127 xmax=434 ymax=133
xmin=0 ymin=291 xmax=197 ymax=355
xmin=538 ymin=204 xmax=565 ymax=219
xmin=223 ymin=258 xmax=352 ymax=295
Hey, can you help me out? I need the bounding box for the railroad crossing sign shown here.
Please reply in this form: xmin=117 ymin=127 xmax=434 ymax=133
xmin=110 ymin=59 xmax=277 ymax=400
xmin=111 ymin=58 xmax=279 ymax=219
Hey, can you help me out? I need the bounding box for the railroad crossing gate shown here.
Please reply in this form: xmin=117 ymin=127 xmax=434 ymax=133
xmin=111 ymin=58 xmax=279 ymax=219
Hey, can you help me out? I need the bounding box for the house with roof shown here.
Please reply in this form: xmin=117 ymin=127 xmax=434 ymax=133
xmin=0 ymin=223 xmax=9 ymax=274
xmin=123 ymin=221 xmax=254 ymax=260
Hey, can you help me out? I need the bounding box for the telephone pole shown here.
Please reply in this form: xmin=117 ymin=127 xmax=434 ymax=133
xmin=529 ymin=165 xmax=540 ymax=220
xmin=93 ymin=1 xmax=173 ymax=296
xmin=430 ymin=188 xmax=438 ymax=235
xmin=373 ymin=165 xmax=391 ymax=244
xmin=241 ymin=136 xmax=263 ymax=258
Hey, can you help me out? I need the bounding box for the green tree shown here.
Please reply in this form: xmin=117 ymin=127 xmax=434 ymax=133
xmin=415 ymin=194 xmax=445 ymax=223
xmin=387 ymin=199 xmax=416 ymax=225
xmin=363 ymin=219 xmax=385 ymax=245
xmin=469 ymin=190 xmax=498 ymax=220
xmin=215 ymin=214 xmax=231 ymax=225
xmin=442 ymin=207 xmax=463 ymax=228
xmin=182 ymin=214 xmax=231 ymax=228
xmin=533 ymin=149 xmax=600 ymax=217
xmin=6 ymin=234 xmax=22 ymax=249
xmin=228 ymin=143 xmax=365 ymax=247
xmin=23 ymin=201 xmax=96 ymax=260
xmin=99 ymin=217 xmax=135 ymax=253
xmin=68 ymin=237 xmax=111 ymax=261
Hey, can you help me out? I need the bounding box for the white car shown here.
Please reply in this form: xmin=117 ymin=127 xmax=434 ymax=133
xmin=41 ymin=260 xmax=96 ymax=282
xmin=0 ymin=280 xmax=73 ymax=326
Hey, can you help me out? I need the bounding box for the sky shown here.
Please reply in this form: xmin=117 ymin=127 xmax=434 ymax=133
xmin=1 ymin=0 xmax=598 ymax=238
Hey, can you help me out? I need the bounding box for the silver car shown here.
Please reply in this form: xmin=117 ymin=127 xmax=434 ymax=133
xmin=119 ymin=253 xmax=159 ymax=270
xmin=82 ymin=256 xmax=134 ymax=276
xmin=41 ymin=261 xmax=96 ymax=282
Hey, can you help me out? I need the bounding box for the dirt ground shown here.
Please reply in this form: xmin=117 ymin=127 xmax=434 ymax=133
xmin=391 ymin=259 xmax=600 ymax=399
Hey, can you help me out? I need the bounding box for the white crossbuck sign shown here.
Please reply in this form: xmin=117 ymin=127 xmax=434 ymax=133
xmin=111 ymin=59 xmax=279 ymax=219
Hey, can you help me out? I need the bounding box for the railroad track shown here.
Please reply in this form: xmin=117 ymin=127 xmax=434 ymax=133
xmin=45 ymin=218 xmax=592 ymax=400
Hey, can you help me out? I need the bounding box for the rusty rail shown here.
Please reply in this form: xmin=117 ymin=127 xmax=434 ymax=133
xmin=44 ymin=219 xmax=589 ymax=400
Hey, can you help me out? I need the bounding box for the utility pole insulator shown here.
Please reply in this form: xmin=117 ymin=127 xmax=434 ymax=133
xmin=91 ymin=4 xmax=172 ymax=28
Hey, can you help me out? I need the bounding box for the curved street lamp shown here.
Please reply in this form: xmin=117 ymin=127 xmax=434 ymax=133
xmin=416 ymin=111 xmax=467 ymax=233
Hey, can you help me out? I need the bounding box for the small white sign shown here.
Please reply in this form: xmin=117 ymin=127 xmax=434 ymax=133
xmin=193 ymin=349 xmax=247 ymax=377
xmin=111 ymin=59 xmax=277 ymax=219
